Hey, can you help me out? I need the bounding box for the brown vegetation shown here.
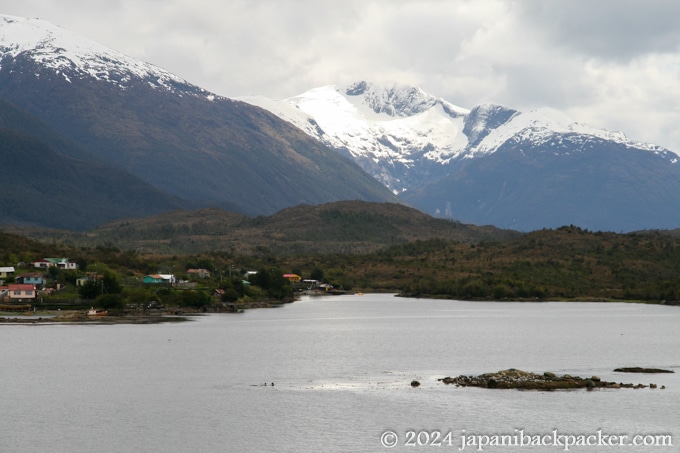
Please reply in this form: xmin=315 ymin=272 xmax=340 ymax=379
xmin=2 ymin=202 xmax=680 ymax=304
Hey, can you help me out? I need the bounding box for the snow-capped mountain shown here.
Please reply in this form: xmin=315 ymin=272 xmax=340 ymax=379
xmin=241 ymin=81 xmax=676 ymax=195
xmin=0 ymin=16 xmax=397 ymax=228
xmin=243 ymin=81 xmax=680 ymax=232
xmin=3 ymin=13 xmax=679 ymax=232
xmin=0 ymin=15 xmax=211 ymax=97
xmin=241 ymin=82 xmax=472 ymax=193
xmin=465 ymin=106 xmax=673 ymax=159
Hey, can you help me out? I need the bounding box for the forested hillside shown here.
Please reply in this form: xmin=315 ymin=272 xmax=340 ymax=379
xmin=2 ymin=223 xmax=679 ymax=304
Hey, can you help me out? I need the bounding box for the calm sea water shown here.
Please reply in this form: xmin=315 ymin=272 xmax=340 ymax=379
xmin=1 ymin=294 xmax=678 ymax=452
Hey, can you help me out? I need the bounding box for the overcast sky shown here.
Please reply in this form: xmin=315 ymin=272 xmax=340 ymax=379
xmin=3 ymin=0 xmax=680 ymax=152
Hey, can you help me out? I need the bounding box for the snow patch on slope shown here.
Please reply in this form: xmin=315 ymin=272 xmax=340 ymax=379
xmin=470 ymin=107 xmax=667 ymax=157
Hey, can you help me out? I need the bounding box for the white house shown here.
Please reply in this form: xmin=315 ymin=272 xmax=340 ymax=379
xmin=0 ymin=266 xmax=15 ymax=281
xmin=31 ymin=258 xmax=78 ymax=270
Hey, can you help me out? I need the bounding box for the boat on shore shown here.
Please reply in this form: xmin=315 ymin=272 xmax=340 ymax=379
xmin=87 ymin=307 xmax=108 ymax=316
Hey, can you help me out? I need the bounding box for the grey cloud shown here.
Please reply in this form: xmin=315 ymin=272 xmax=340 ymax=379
xmin=515 ymin=0 xmax=680 ymax=61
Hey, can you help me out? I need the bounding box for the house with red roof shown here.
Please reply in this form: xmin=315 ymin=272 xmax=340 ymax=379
xmin=0 ymin=284 xmax=37 ymax=303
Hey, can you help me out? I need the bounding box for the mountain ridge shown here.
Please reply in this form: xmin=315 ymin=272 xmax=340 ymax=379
xmin=3 ymin=200 xmax=518 ymax=255
xmin=3 ymin=14 xmax=679 ymax=233
xmin=0 ymin=15 xmax=399 ymax=229
xmin=241 ymin=81 xmax=680 ymax=232
xmin=241 ymin=81 xmax=677 ymax=190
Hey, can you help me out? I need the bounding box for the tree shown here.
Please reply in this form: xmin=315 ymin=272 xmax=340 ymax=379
xmin=78 ymin=280 xmax=101 ymax=299
xmin=310 ymin=268 xmax=324 ymax=281
xmin=179 ymin=290 xmax=211 ymax=308
xmin=222 ymin=288 xmax=239 ymax=302
xmin=232 ymin=279 xmax=245 ymax=298
xmin=77 ymin=272 xmax=120 ymax=299
xmin=122 ymin=287 xmax=156 ymax=306
xmin=220 ymin=279 xmax=244 ymax=299
xmin=102 ymin=272 xmax=122 ymax=294
xmin=96 ymin=294 xmax=123 ymax=310
xmin=251 ymin=268 xmax=272 ymax=289
xmin=250 ymin=267 xmax=292 ymax=300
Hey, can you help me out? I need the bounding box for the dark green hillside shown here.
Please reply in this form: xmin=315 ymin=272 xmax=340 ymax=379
xmin=27 ymin=201 xmax=517 ymax=254
xmin=0 ymin=128 xmax=187 ymax=229
xmin=266 ymin=226 xmax=680 ymax=302
xmin=3 ymin=222 xmax=679 ymax=304
xmin=383 ymin=226 xmax=680 ymax=302
xmin=0 ymin=98 xmax=95 ymax=161
xmin=235 ymin=201 xmax=516 ymax=253
xmin=0 ymin=231 xmax=61 ymax=257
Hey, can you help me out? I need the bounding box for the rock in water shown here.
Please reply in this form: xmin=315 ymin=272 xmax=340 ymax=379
xmin=613 ymin=367 xmax=674 ymax=374
xmin=438 ymin=369 xmax=651 ymax=391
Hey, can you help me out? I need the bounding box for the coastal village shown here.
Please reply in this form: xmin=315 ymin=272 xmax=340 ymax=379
xmin=0 ymin=258 xmax=75 ymax=309
xmin=0 ymin=258 xmax=340 ymax=318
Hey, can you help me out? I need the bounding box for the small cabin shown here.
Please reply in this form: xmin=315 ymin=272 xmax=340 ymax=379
xmin=143 ymin=274 xmax=175 ymax=285
xmin=0 ymin=266 xmax=15 ymax=280
xmin=283 ymin=274 xmax=302 ymax=283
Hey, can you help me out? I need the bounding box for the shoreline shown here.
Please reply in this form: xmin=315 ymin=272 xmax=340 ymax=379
xmin=0 ymin=298 xmax=295 ymax=325
xmin=2 ymin=295 xmax=678 ymax=325
xmin=397 ymin=293 xmax=680 ymax=306
xmin=0 ymin=311 xmax=193 ymax=324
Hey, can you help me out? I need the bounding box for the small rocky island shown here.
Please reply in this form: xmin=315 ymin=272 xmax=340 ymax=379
xmin=438 ymin=369 xmax=666 ymax=390
xmin=613 ymin=367 xmax=674 ymax=374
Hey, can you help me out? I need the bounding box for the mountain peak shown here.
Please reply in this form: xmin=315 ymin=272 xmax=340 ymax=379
xmin=240 ymin=81 xmax=474 ymax=192
xmin=344 ymin=80 xmax=468 ymax=118
xmin=0 ymin=15 xmax=208 ymax=96
xmin=243 ymin=80 xmax=678 ymax=204
xmin=345 ymin=80 xmax=432 ymax=117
